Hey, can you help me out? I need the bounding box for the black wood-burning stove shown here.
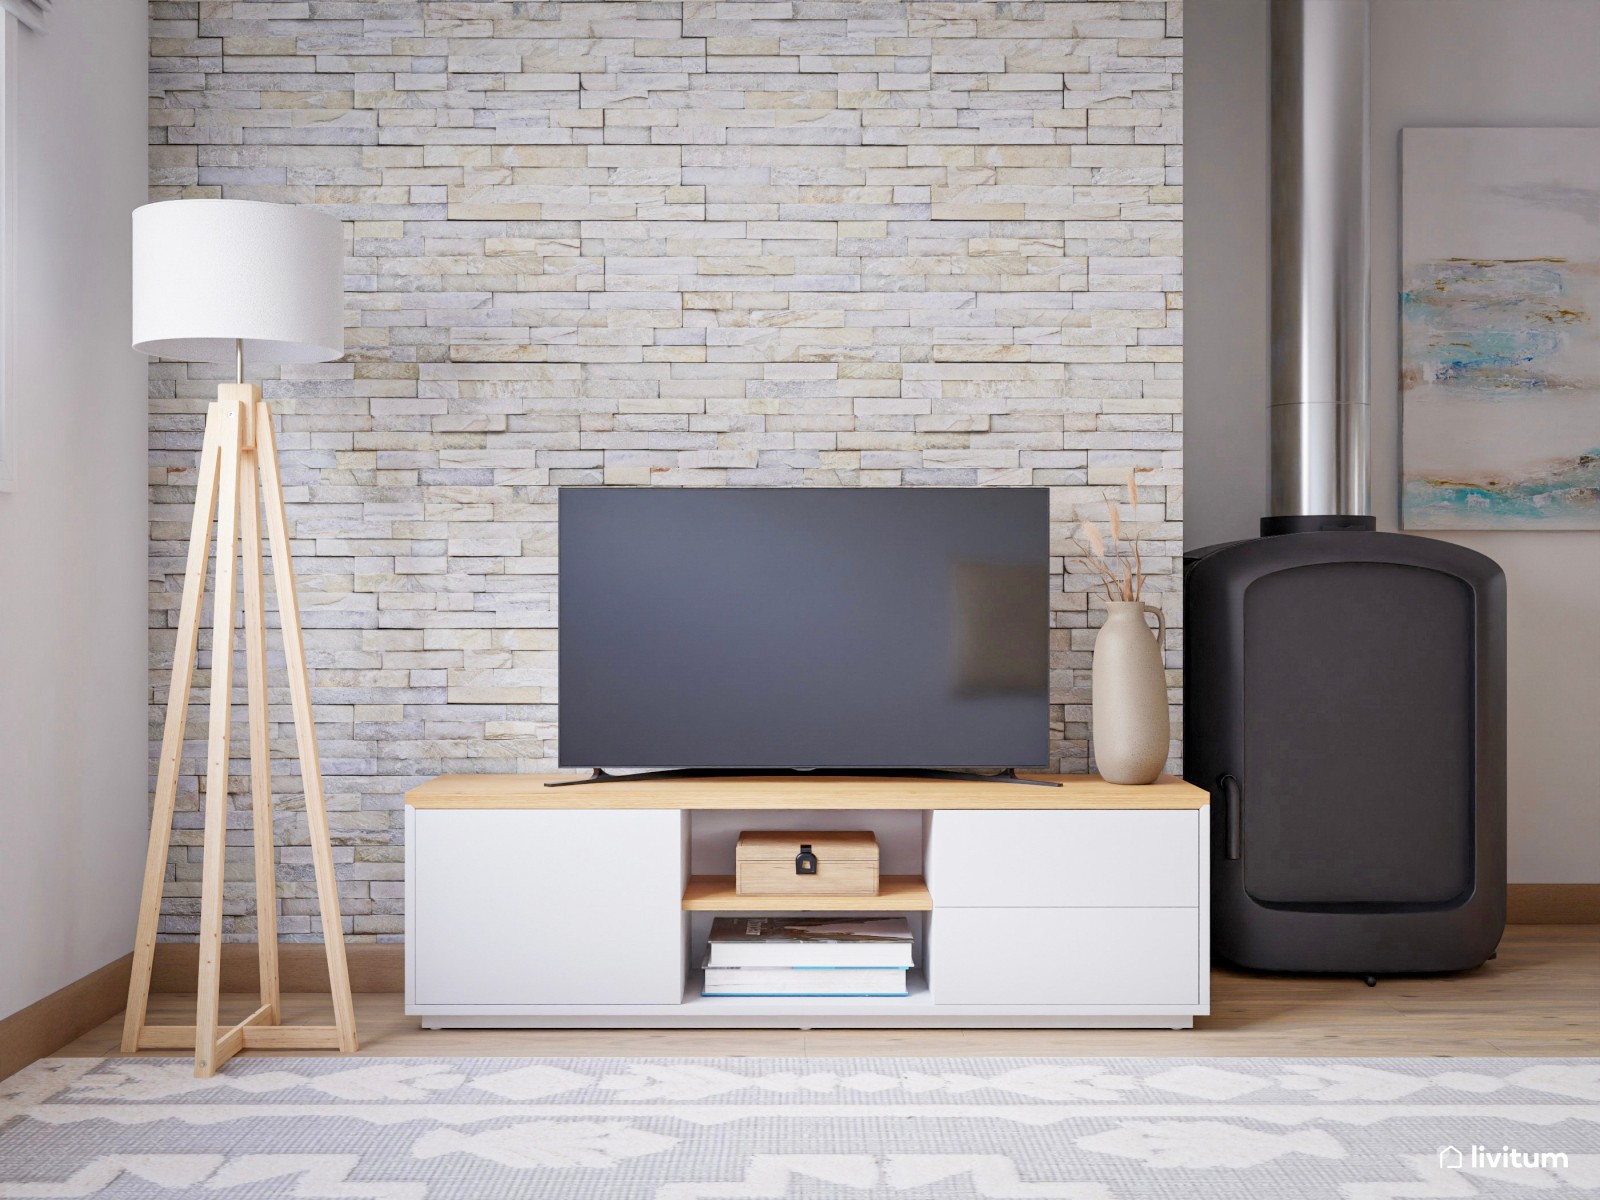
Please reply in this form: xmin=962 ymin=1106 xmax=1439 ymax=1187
xmin=1183 ymin=0 xmax=1506 ymax=977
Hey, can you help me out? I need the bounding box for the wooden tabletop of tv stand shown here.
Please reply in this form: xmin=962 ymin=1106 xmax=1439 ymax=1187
xmin=404 ymin=774 xmax=1208 ymax=810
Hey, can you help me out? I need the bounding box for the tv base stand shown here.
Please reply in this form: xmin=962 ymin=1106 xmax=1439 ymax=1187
xmin=546 ymin=766 xmax=1062 ymax=788
xmin=406 ymin=773 xmax=1209 ymax=1030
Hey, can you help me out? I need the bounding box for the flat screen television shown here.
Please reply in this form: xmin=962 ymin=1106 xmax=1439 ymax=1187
xmin=558 ymin=488 xmax=1049 ymax=773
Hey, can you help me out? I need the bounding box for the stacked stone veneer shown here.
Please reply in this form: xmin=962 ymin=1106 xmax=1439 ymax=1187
xmin=147 ymin=1 xmax=1183 ymax=940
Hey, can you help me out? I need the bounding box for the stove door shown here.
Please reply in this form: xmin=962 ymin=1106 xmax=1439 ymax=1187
xmin=1241 ymin=561 xmax=1475 ymax=906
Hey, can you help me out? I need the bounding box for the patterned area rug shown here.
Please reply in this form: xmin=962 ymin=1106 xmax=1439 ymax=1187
xmin=1 ymin=1057 xmax=1597 ymax=1198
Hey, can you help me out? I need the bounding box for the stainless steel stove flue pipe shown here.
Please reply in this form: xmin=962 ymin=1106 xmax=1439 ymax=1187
xmin=1269 ymin=0 xmax=1371 ymax=520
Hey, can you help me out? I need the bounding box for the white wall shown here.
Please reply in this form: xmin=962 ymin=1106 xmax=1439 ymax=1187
xmin=1188 ymin=0 xmax=1600 ymax=883
xmin=0 ymin=2 xmax=147 ymax=1019
xmin=1185 ymin=0 xmax=1269 ymax=551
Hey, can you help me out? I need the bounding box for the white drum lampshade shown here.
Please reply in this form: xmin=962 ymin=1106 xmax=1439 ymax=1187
xmin=132 ymin=199 xmax=345 ymax=366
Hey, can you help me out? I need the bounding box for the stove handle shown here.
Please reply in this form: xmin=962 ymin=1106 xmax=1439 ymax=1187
xmin=1220 ymin=775 xmax=1242 ymax=860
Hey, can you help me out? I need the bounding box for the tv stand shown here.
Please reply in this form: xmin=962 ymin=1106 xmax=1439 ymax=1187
xmin=546 ymin=766 xmax=1062 ymax=788
xmin=405 ymin=773 xmax=1209 ymax=1029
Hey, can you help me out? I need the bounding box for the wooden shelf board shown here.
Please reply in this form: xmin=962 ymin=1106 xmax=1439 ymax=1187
xmin=683 ymin=874 xmax=932 ymax=911
xmin=407 ymin=773 xmax=1207 ymax=811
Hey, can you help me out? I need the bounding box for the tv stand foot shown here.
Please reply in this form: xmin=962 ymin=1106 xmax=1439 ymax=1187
xmin=545 ymin=768 xmax=630 ymax=788
xmin=937 ymin=767 xmax=1062 ymax=788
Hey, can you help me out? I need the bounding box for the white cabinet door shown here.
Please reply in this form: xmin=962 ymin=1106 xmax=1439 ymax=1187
xmin=930 ymin=907 xmax=1200 ymax=1006
xmin=926 ymin=810 xmax=1200 ymax=908
xmin=410 ymin=808 xmax=685 ymax=1006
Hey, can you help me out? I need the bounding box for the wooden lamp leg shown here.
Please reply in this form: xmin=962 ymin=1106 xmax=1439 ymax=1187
xmin=238 ymin=419 xmax=281 ymax=1026
xmin=123 ymin=387 xmax=357 ymax=1074
xmin=194 ymin=395 xmax=245 ymax=1076
xmin=257 ymin=399 xmax=358 ymax=1053
xmin=122 ymin=405 xmax=225 ymax=1054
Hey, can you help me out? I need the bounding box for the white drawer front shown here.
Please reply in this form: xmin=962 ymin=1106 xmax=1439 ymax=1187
xmin=930 ymin=907 xmax=1200 ymax=1006
xmin=927 ymin=809 xmax=1199 ymax=908
xmin=410 ymin=808 xmax=685 ymax=1006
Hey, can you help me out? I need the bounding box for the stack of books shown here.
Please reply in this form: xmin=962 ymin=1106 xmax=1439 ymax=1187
xmin=702 ymin=916 xmax=914 ymax=997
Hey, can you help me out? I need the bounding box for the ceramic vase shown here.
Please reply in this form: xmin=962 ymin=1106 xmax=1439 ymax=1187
xmin=1091 ymin=600 xmax=1170 ymax=784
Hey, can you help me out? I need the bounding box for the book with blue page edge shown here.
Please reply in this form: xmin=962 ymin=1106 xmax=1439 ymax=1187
xmin=701 ymin=963 xmax=910 ymax=998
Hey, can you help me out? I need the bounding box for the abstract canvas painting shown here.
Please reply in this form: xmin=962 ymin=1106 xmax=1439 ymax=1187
xmin=1401 ymin=127 xmax=1600 ymax=530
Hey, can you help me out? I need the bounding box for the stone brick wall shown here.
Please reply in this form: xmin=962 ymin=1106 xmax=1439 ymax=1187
xmin=147 ymin=0 xmax=1183 ymax=940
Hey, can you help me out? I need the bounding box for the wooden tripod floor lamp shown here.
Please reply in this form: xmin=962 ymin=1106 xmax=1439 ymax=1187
xmin=125 ymin=199 xmax=357 ymax=1076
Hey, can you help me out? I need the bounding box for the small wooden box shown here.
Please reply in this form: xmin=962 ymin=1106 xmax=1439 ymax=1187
xmin=735 ymin=830 xmax=880 ymax=897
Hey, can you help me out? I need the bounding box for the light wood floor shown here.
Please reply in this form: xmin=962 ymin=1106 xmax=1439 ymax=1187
xmin=59 ymin=925 xmax=1597 ymax=1060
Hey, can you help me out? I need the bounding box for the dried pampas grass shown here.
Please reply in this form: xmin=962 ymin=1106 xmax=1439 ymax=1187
xmin=1072 ymin=468 xmax=1148 ymax=602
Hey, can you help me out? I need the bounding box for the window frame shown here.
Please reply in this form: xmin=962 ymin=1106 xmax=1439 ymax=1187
xmin=0 ymin=13 xmax=14 ymax=491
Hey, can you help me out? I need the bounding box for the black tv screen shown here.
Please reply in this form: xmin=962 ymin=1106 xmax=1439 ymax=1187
xmin=558 ymin=488 xmax=1049 ymax=770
